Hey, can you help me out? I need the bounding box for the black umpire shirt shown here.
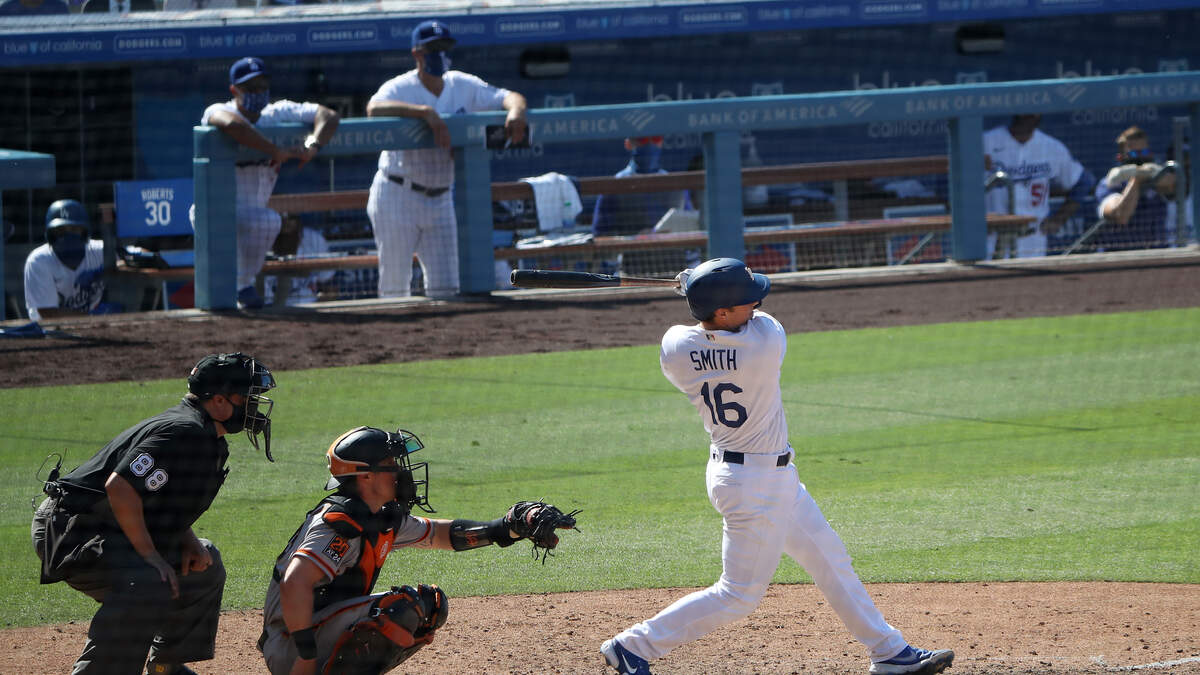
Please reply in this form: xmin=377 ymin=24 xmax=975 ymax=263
xmin=58 ymin=397 xmax=230 ymax=554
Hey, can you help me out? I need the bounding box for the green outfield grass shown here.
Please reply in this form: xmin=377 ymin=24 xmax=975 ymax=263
xmin=2 ymin=307 xmax=1197 ymax=627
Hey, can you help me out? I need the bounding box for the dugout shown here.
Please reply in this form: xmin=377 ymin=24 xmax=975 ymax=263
xmin=3 ymin=3 xmax=1200 ymax=312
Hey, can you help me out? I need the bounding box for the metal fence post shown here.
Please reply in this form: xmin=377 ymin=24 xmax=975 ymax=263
xmin=948 ymin=115 xmax=986 ymax=262
xmin=454 ymin=143 xmax=495 ymax=294
xmin=192 ymin=129 xmax=239 ymax=310
xmin=703 ymin=130 xmax=745 ymax=260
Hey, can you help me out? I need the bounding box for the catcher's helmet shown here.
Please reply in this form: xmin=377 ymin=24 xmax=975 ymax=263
xmin=44 ymin=199 xmax=90 ymax=240
xmin=325 ymin=426 xmax=434 ymax=513
xmin=188 ymin=352 xmax=277 ymax=460
xmin=684 ymin=257 xmax=770 ymax=321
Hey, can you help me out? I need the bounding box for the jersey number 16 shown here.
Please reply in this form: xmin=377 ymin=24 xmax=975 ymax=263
xmin=700 ymin=382 xmax=747 ymax=428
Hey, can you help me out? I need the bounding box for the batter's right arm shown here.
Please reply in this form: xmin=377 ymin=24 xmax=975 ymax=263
xmin=366 ymin=100 xmax=450 ymax=149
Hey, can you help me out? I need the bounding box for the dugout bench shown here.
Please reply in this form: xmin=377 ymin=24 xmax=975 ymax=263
xmin=103 ymin=155 xmax=1032 ymax=307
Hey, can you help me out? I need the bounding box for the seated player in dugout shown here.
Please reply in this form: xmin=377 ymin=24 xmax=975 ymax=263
xmin=259 ymin=426 xmax=580 ymax=675
xmin=591 ymin=136 xmax=690 ymax=276
xmin=23 ymin=199 xmax=119 ymax=322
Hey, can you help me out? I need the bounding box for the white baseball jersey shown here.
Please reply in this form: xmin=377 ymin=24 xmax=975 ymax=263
xmin=200 ymin=99 xmax=320 ymax=209
xmin=366 ymin=70 xmax=509 ymax=298
xmin=614 ymin=309 xmax=907 ymax=665
xmin=23 ymin=240 xmax=105 ymax=322
xmin=983 ymin=126 xmax=1084 ymax=258
xmin=196 ymin=99 xmax=319 ymax=289
xmin=660 ymin=310 xmax=789 ymax=456
xmin=370 ymin=70 xmax=509 ymax=187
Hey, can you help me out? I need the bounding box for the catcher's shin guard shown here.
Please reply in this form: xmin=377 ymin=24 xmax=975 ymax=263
xmin=323 ymin=584 xmax=448 ymax=675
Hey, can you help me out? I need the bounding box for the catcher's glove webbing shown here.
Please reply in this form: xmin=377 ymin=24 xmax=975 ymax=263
xmin=503 ymin=500 xmax=582 ymax=563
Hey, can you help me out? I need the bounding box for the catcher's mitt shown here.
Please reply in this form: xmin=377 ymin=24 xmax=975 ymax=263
xmin=504 ymin=500 xmax=581 ymax=563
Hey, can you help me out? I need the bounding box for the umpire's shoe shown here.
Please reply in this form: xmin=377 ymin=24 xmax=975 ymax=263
xmin=146 ymin=663 xmax=199 ymax=675
xmin=601 ymin=638 xmax=653 ymax=675
xmin=869 ymin=645 xmax=954 ymax=674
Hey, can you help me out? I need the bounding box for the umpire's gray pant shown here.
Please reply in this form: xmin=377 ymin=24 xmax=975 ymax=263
xmin=32 ymin=497 xmax=226 ymax=674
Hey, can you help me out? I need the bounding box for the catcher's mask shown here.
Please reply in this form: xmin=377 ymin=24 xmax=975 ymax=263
xmin=187 ymin=352 xmax=277 ymax=461
xmin=325 ymin=426 xmax=433 ymax=514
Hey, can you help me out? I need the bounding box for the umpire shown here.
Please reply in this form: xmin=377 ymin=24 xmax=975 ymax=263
xmin=31 ymin=352 xmax=276 ymax=675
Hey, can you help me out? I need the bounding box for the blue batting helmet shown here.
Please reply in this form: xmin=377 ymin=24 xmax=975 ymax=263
xmin=684 ymin=257 xmax=770 ymax=321
xmin=45 ymin=199 xmax=89 ymax=236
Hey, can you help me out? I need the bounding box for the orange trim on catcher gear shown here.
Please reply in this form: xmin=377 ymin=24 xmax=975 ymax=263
xmin=294 ymin=549 xmax=337 ymax=580
xmin=326 ymin=427 xmax=372 ymax=478
xmin=322 ymin=511 xmax=364 ymax=535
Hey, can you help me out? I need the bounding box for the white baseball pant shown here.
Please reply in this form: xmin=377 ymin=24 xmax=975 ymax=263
xmin=366 ymin=171 xmax=459 ymax=298
xmin=615 ymin=454 xmax=907 ymax=662
xmin=237 ymin=205 xmax=282 ymax=289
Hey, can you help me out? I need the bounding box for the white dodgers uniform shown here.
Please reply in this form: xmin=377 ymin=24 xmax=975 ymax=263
xmin=195 ymin=99 xmax=320 ymax=289
xmin=366 ymin=70 xmax=509 ymax=298
xmin=613 ymin=310 xmax=907 ymax=662
xmin=23 ymin=240 xmax=105 ymax=322
xmin=983 ymin=126 xmax=1084 ymax=258
xmin=259 ymin=499 xmax=435 ymax=674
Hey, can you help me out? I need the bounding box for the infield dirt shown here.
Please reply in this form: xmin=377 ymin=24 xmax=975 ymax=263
xmin=3 ymin=257 xmax=1198 ymax=673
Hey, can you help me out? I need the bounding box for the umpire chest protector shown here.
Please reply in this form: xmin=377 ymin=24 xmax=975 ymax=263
xmin=304 ymin=495 xmax=400 ymax=611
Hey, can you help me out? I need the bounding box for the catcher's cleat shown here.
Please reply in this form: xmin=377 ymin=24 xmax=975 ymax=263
xmin=601 ymin=638 xmax=653 ymax=675
xmin=869 ymin=645 xmax=954 ymax=674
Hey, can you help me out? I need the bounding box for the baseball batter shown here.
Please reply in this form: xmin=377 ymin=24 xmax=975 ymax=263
xmin=24 ymin=199 xmax=106 ymax=322
xmin=983 ymin=114 xmax=1094 ymax=259
xmin=600 ymin=258 xmax=953 ymax=675
xmin=366 ymin=20 xmax=526 ymax=299
xmin=194 ymin=56 xmax=340 ymax=308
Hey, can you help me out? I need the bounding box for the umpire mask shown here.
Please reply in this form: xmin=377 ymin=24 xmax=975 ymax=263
xmin=189 ymin=352 xmax=277 ymax=460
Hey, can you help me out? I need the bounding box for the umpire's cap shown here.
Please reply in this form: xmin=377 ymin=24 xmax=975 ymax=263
xmin=45 ymin=199 xmax=89 ymax=234
xmin=412 ymin=20 xmax=455 ymax=50
xmin=187 ymin=352 xmax=273 ymax=398
xmin=229 ymin=57 xmax=267 ymax=85
xmin=684 ymin=258 xmax=770 ymax=321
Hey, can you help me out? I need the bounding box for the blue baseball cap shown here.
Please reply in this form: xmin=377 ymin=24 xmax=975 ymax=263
xmin=229 ymin=57 xmax=267 ymax=85
xmin=411 ymin=20 xmax=455 ymax=50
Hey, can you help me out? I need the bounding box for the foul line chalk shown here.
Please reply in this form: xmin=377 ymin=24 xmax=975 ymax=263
xmin=1092 ymin=656 xmax=1200 ymax=671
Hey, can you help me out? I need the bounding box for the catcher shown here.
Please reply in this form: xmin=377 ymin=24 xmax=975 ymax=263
xmin=258 ymin=426 xmax=579 ymax=675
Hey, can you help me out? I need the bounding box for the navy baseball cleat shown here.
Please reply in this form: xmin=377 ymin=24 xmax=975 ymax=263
xmin=237 ymin=285 xmax=265 ymax=309
xmin=869 ymin=645 xmax=954 ymax=674
xmin=601 ymin=638 xmax=653 ymax=675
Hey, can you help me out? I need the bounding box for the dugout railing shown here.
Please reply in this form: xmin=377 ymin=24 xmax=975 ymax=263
xmin=190 ymin=72 xmax=1200 ymax=310
xmin=0 ymin=150 xmax=57 ymax=318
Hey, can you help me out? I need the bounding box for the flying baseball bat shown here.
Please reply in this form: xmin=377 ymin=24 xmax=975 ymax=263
xmin=510 ymin=269 xmax=678 ymax=289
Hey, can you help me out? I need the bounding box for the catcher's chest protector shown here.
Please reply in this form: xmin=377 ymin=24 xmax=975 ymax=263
xmin=313 ymin=496 xmax=397 ymax=612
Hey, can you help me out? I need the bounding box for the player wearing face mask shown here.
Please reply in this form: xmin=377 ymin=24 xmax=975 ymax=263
xmin=590 ymin=137 xmax=691 ymax=277
xmin=1094 ymin=125 xmax=1175 ymax=251
xmin=23 ymin=199 xmax=111 ymax=322
xmin=191 ymin=57 xmax=340 ymax=309
xmin=364 ymin=21 xmax=528 ymax=299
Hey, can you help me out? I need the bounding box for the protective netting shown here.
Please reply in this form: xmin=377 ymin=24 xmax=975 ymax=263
xmin=2 ymin=9 xmax=1195 ymax=314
